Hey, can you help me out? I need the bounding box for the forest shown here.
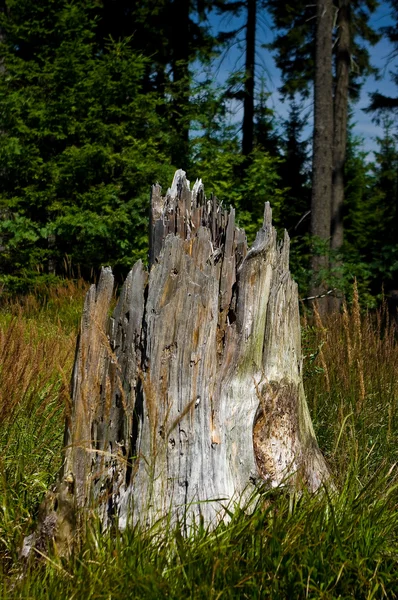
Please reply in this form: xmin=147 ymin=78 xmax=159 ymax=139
xmin=0 ymin=0 xmax=396 ymax=304
xmin=1 ymin=0 xmax=398 ymax=598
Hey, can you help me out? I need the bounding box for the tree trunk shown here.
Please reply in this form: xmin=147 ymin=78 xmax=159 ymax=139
xmin=310 ymin=0 xmax=334 ymax=312
xmin=23 ymin=170 xmax=330 ymax=558
xmin=170 ymin=0 xmax=190 ymax=168
xmin=242 ymin=0 xmax=256 ymax=158
xmin=330 ymin=0 xmax=350 ymax=311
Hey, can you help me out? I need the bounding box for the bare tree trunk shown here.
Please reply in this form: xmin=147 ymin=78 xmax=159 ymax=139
xmin=242 ymin=0 xmax=256 ymax=158
xmin=330 ymin=0 xmax=350 ymax=311
xmin=23 ymin=171 xmax=330 ymax=558
xmin=311 ymin=0 xmax=334 ymax=313
xmin=170 ymin=0 xmax=190 ymax=169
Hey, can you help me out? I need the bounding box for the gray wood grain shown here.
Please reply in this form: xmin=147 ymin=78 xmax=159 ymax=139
xmin=28 ymin=170 xmax=331 ymax=553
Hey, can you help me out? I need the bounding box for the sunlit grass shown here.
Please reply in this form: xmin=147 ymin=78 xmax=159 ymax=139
xmin=1 ymin=281 xmax=398 ymax=598
xmin=0 ymin=281 xmax=86 ymax=576
xmin=304 ymin=285 xmax=398 ymax=484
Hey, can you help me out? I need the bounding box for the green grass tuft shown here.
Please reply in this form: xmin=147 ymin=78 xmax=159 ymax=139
xmin=1 ymin=283 xmax=398 ymax=598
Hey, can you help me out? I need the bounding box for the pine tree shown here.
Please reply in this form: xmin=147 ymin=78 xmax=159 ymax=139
xmin=0 ymin=0 xmax=175 ymax=289
xmin=96 ymin=0 xmax=218 ymax=169
xmin=265 ymin=0 xmax=380 ymax=303
xmin=190 ymin=79 xmax=285 ymax=242
xmin=278 ymin=101 xmax=311 ymax=236
xmin=343 ymin=132 xmax=379 ymax=300
xmin=253 ymin=84 xmax=281 ymax=157
xmin=371 ymin=118 xmax=398 ymax=291
xmin=344 ymin=122 xmax=398 ymax=298
xmin=215 ymin=0 xmax=264 ymax=158
xmin=311 ymin=0 xmax=334 ymax=305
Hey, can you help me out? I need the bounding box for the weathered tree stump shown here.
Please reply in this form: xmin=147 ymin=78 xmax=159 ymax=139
xmin=24 ymin=170 xmax=330 ymax=555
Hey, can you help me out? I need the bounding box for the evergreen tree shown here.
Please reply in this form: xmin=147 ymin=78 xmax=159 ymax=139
xmin=265 ymin=0 xmax=379 ymax=99
xmin=343 ymin=135 xmax=374 ymax=263
xmin=96 ymin=0 xmax=218 ymax=169
xmin=242 ymin=0 xmax=256 ymax=157
xmin=253 ymin=84 xmax=281 ymax=157
xmin=265 ymin=0 xmax=380 ymax=302
xmin=311 ymin=0 xmax=334 ymax=304
xmin=278 ymin=101 xmax=311 ymax=236
xmin=370 ymin=118 xmax=398 ymax=290
xmin=0 ymin=0 xmax=175 ymax=289
xmin=342 ymin=133 xmax=379 ymax=300
xmin=344 ymin=122 xmax=398 ymax=298
xmin=190 ymin=78 xmax=285 ymax=244
xmin=215 ymin=0 xmax=267 ymax=159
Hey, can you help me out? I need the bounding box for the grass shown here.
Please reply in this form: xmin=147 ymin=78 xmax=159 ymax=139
xmin=0 ymin=281 xmax=86 ymax=576
xmin=304 ymin=287 xmax=398 ymax=483
xmin=1 ymin=281 xmax=398 ymax=598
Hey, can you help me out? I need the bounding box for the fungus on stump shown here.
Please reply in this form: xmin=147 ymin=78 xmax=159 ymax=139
xmin=29 ymin=170 xmax=331 ymax=552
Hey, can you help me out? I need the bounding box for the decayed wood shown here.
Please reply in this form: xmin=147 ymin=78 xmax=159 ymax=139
xmin=24 ymin=170 xmax=330 ymax=556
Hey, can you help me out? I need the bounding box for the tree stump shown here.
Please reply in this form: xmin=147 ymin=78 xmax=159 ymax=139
xmin=24 ymin=170 xmax=330 ymax=555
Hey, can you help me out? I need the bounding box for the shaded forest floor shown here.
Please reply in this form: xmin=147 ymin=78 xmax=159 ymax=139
xmin=1 ymin=281 xmax=398 ymax=599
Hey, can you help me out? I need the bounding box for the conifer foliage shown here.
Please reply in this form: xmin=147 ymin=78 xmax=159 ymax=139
xmin=0 ymin=0 xmax=175 ymax=286
xmin=0 ymin=0 xmax=397 ymax=303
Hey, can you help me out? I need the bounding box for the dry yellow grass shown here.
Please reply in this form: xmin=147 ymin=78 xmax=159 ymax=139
xmin=304 ymin=289 xmax=398 ymax=481
xmin=0 ymin=280 xmax=87 ymax=573
xmin=0 ymin=280 xmax=88 ymax=425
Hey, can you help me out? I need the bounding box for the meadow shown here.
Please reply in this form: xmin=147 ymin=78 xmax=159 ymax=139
xmin=1 ymin=281 xmax=398 ymax=599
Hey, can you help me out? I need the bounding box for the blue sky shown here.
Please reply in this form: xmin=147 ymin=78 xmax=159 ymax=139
xmin=206 ymin=1 xmax=397 ymax=159
xmin=355 ymin=3 xmax=397 ymax=152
